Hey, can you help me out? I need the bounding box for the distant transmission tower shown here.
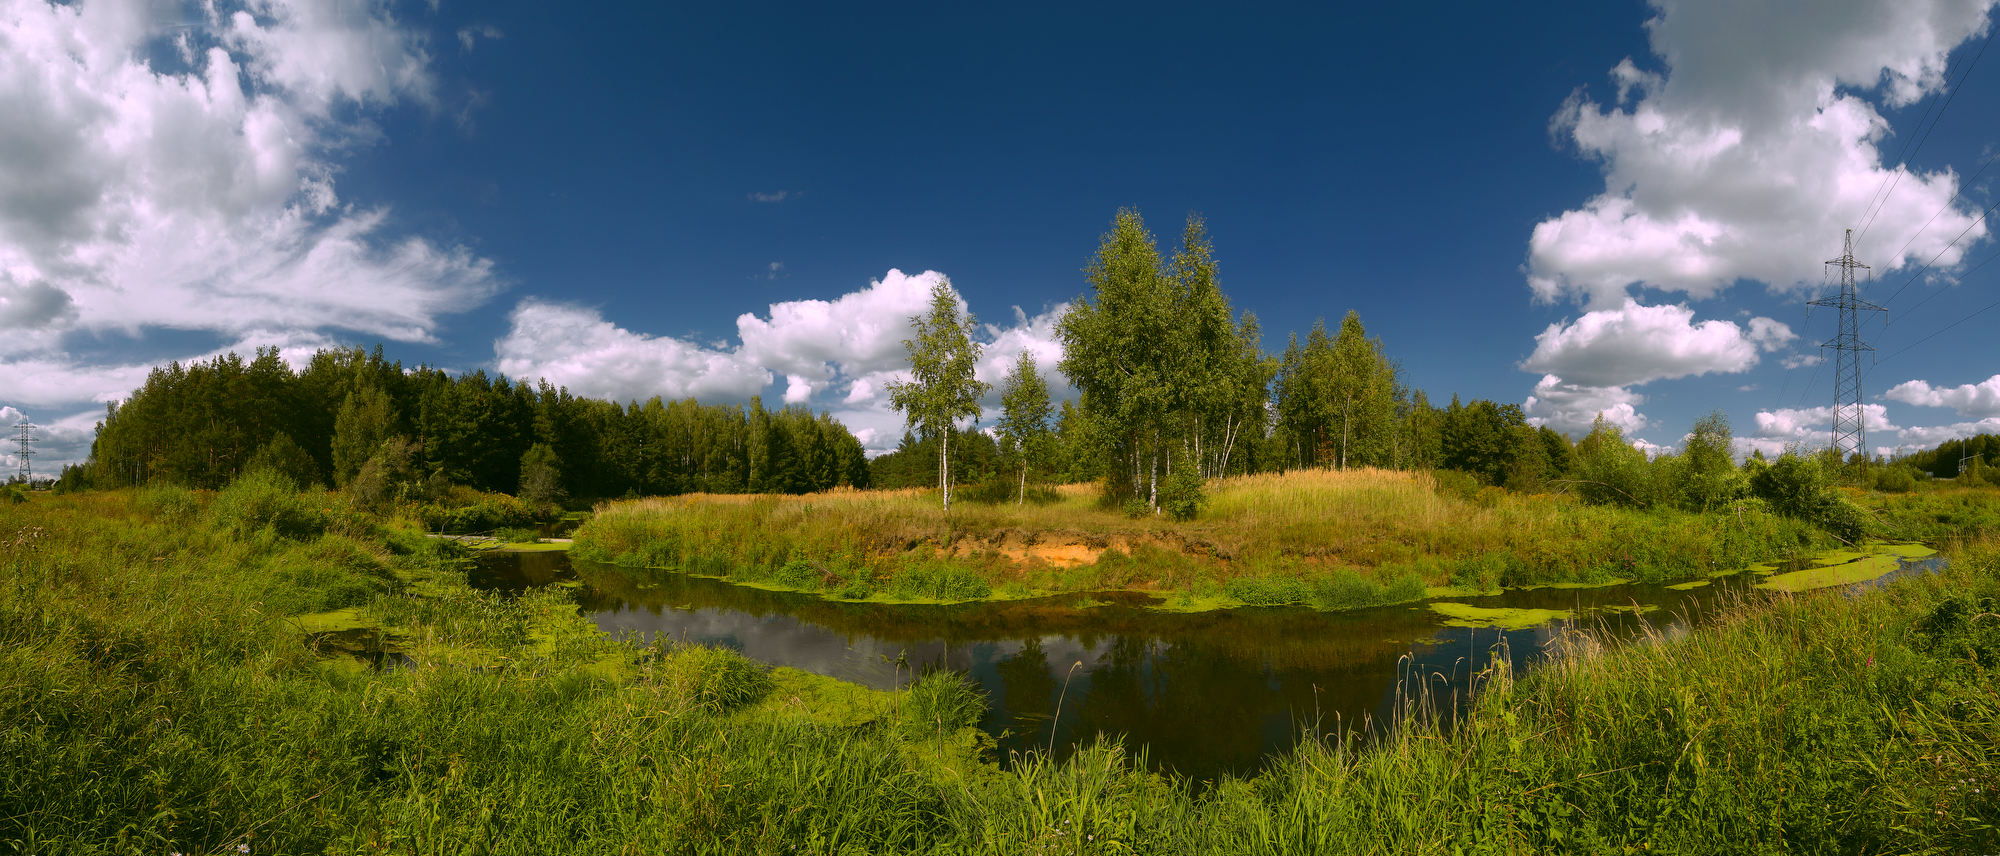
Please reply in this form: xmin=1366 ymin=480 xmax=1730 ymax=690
xmin=1809 ymin=229 xmax=1884 ymax=462
xmin=12 ymin=421 xmax=37 ymax=483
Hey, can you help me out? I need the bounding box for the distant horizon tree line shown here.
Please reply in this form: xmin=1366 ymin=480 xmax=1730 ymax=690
xmin=54 ymin=208 xmax=1995 ymax=508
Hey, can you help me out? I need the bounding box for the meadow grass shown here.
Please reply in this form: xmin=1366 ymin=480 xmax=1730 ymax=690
xmin=572 ymin=468 xmax=1852 ymax=607
xmin=3 ymin=488 xmax=1998 ymax=853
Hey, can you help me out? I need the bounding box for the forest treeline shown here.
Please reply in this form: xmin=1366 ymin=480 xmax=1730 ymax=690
xmin=68 ymin=347 xmax=870 ymax=500
xmin=55 ymin=207 xmax=2000 ymax=509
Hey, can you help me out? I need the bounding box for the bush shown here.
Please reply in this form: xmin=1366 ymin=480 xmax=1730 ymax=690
xmin=244 ymin=433 xmax=323 ymax=489
xmin=899 ymin=670 xmax=987 ymax=738
xmin=209 ymin=468 xmax=325 ymax=541
xmin=1224 ymin=575 xmax=1311 ymax=606
xmin=413 ymin=492 xmax=537 ymax=533
xmin=135 ymin=483 xmax=202 ymax=521
xmin=886 ymin=561 xmax=991 ymax=601
xmin=654 ymin=644 xmax=774 ymax=711
xmin=1305 ymin=571 xmax=1377 ymax=611
xmin=836 ymin=576 xmax=875 ymax=599
xmin=0 ymin=484 xmax=25 ymax=504
xmin=1874 ymin=466 xmax=1918 ymax=493
xmin=1752 ymin=452 xmax=1872 ymax=542
xmin=1431 ymin=469 xmax=1482 ymax=503
xmin=1572 ymin=417 xmax=1653 ymax=507
xmin=1160 ymin=453 xmax=1207 ymax=521
xmin=958 ymin=476 xmax=1021 ymax=506
xmin=772 ymin=555 xmax=824 ymax=591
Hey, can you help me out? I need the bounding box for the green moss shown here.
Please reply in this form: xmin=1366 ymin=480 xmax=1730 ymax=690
xmin=1428 ymin=601 xmax=1571 ymax=629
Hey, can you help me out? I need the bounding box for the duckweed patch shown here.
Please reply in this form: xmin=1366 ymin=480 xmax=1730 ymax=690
xmin=1427 ymin=601 xmax=1571 ymax=629
xmin=1757 ymin=542 xmax=1937 ymax=593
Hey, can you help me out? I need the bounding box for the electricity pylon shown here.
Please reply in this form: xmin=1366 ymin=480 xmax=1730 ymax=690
xmin=1809 ymin=229 xmax=1884 ymax=462
xmin=12 ymin=421 xmax=37 ymax=483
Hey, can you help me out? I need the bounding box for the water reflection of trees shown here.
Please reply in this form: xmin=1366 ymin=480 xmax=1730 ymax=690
xmin=471 ymin=555 xmax=1754 ymax=781
xmin=566 ymin=560 xmax=1448 ymax=671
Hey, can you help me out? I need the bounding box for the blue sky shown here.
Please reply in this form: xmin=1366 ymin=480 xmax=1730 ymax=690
xmin=3 ymin=0 xmax=1998 ymax=472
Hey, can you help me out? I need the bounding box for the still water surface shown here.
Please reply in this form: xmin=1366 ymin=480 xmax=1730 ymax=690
xmin=467 ymin=550 xmax=1859 ymax=780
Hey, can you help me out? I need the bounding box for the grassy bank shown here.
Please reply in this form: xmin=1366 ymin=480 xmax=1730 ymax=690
xmin=5 ymin=485 xmax=1998 ymax=853
xmin=573 ymin=468 xmax=1857 ymax=608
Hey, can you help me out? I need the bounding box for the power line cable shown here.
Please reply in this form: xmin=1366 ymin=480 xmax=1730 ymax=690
xmin=1876 ymin=291 xmax=2000 ymax=367
xmin=1874 ymin=244 xmax=2000 ymax=368
xmin=1855 ymin=29 xmax=1992 ymax=246
xmin=1873 ymin=143 xmax=2000 ymax=303
xmin=1866 ymin=189 xmax=2000 ymax=320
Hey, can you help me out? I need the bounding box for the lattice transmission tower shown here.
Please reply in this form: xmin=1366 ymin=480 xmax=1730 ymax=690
xmin=12 ymin=421 xmax=37 ymax=483
xmin=1809 ymin=229 xmax=1884 ymax=462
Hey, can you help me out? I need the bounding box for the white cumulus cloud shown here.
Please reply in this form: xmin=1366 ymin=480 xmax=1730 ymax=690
xmin=0 ymin=0 xmax=497 ymax=423
xmin=495 ymin=270 xmax=1070 ymax=455
xmin=1896 ymin=417 xmax=2000 ymax=448
xmin=493 ymin=299 xmax=772 ymax=403
xmin=1528 ymin=0 xmax=1993 ymax=307
xmin=1522 ymin=374 xmax=1648 ymax=436
xmin=1754 ymin=404 xmax=1898 ymax=442
xmin=1521 ymin=299 xmax=1792 ymax=388
xmin=1884 ymin=373 xmax=2000 ymax=417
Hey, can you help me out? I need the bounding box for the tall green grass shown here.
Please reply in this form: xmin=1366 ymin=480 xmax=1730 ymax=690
xmin=4 ymin=487 xmax=1997 ymax=853
xmin=573 ymin=469 xmax=1854 ymax=606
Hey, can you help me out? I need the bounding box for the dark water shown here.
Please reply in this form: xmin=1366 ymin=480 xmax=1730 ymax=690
xmin=467 ymin=550 xmax=1853 ymax=781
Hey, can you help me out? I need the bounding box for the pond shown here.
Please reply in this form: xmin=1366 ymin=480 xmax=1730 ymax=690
xmin=470 ymin=547 xmax=1938 ymax=781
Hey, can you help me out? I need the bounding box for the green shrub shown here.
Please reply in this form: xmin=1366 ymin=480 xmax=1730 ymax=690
xmin=654 ymin=644 xmax=775 ymax=711
xmin=1121 ymin=498 xmax=1152 ymax=519
xmin=493 ymin=526 xmax=541 ymax=543
xmin=1224 ymin=575 xmax=1310 ymax=606
xmin=772 ymin=555 xmax=824 ymax=591
xmin=836 ymin=576 xmax=875 ymax=599
xmin=134 ymin=483 xmax=202 ymax=521
xmin=1431 ymin=469 xmax=1481 ymax=503
xmin=209 ymin=468 xmax=325 ymax=541
xmin=1 ymin=484 xmax=25 ymax=504
xmin=1449 ymin=554 xmax=1505 ymax=592
xmin=1874 ymin=466 xmax=1918 ymax=493
xmin=886 ymin=561 xmax=991 ymax=601
xmin=899 ymin=670 xmax=987 ymax=738
xmin=1160 ymin=452 xmax=1207 ymax=521
xmin=957 ymin=476 xmax=1020 ymax=505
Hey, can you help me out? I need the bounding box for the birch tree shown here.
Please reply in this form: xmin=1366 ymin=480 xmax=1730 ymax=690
xmin=887 ymin=278 xmax=988 ymax=510
xmin=997 ymin=351 xmax=1053 ymax=504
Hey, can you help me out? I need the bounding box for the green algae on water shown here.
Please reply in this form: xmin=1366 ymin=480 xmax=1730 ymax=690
xmin=1428 ymin=601 xmax=1571 ymax=630
xmin=1757 ymin=542 xmax=1935 ymax=593
xmin=1666 ymin=579 xmax=1711 ymax=591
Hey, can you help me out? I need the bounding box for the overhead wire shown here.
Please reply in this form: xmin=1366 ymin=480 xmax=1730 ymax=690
xmin=1874 ymin=243 xmax=2000 ymax=368
xmin=1854 ymin=28 xmax=1992 ymax=247
xmin=1784 ymin=28 xmax=1994 ymax=424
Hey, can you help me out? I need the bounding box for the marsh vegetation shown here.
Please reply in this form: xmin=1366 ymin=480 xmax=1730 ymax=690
xmin=6 ymin=473 xmax=1999 ymax=853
